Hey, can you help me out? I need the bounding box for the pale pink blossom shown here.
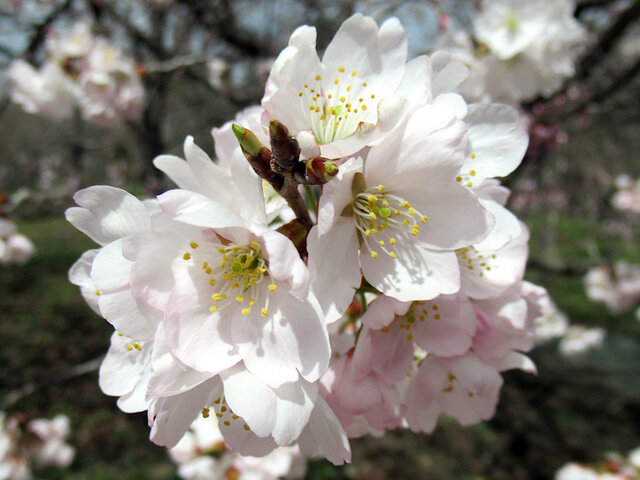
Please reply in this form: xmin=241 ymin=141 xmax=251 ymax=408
xmin=585 ymin=262 xmax=640 ymax=313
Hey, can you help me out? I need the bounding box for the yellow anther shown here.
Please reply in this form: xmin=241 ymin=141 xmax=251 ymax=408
xmin=407 ymin=334 xmax=413 ymax=341
xmin=371 ymin=93 xmax=376 ymax=98
xmin=316 ymin=74 xmax=322 ymax=80
xmin=390 ymin=252 xmax=397 ymax=259
xmin=126 ymin=344 xmax=133 ymax=351
xmin=394 ymin=209 xmax=401 ymax=215
xmin=381 ymin=326 xmax=389 ymax=333
xmin=367 ymin=194 xmax=378 ymax=204
xmin=235 ymin=295 xmax=244 ymax=302
xmin=95 ymin=289 xmax=101 ymax=296
xmin=346 ymin=85 xmax=352 ymax=92
xmin=365 ymin=229 xmax=371 ymax=237
xmin=389 ymin=238 xmax=396 ymax=245
xmin=340 ymin=96 xmax=346 ymax=103
xmin=456 ymin=176 xmax=462 ymax=182
xmin=190 ymin=242 xmax=199 ymax=249
xmin=268 ymin=284 xmax=278 ymax=292
xmin=469 ymin=169 xmax=476 ymax=176
xmin=403 ymin=219 xmax=410 ymax=225
xmin=369 ymin=212 xmax=377 ymax=221
xmin=362 ymin=105 xmax=368 ymax=110
xmin=117 ymin=332 xmax=123 ymax=336
xmin=408 ymin=208 xmax=416 ymax=215
xmin=298 ymin=92 xmax=303 ymax=97
xmin=205 ymin=267 xmax=212 ymax=274
xmin=434 ymin=314 xmax=441 ymax=320
xmin=378 ymin=240 xmax=385 ymax=246
xmin=309 ymin=105 xmax=315 ymax=111
xmin=371 ymin=251 xmax=378 ymax=259
xmin=420 ymin=216 xmax=428 ymax=223
xmin=210 ymin=306 xmax=219 ymax=312
xmin=218 ymin=247 xmax=226 ymax=253
xmin=209 ymin=278 xmax=216 ymax=286
xmin=401 ymin=201 xmax=411 ymax=208
xmin=183 ymin=252 xmax=191 ymax=260
xmin=470 ymin=152 xmax=476 ymax=159
xmin=201 ymin=408 xmax=210 ymax=418
xmin=377 ymin=184 xmax=385 ymax=192
xmin=352 ymin=70 xmax=358 ymax=76
xmin=212 ymin=293 xmax=227 ymax=301
xmin=261 ymin=308 xmax=268 ymax=317
xmin=334 ymin=78 xmax=340 ymax=84
xmin=362 ymin=82 xmax=368 ymax=86
xmin=467 ymin=182 xmax=473 ymax=187
xmin=224 ymin=421 xmax=230 ymax=426
xmin=248 ymin=299 xmax=255 ymax=306
xmin=244 ymin=424 xmax=250 ymax=431
xmin=338 ymin=66 xmax=345 ymax=72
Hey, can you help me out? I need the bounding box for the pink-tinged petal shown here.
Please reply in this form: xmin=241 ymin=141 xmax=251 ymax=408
xmin=91 ymin=239 xmax=131 ymax=291
xmin=410 ymin=294 xmax=476 ymax=357
xmin=499 ymin=352 xmax=537 ymax=374
xmin=99 ymin=332 xmax=151 ymax=397
xmin=460 ymin=224 xmax=529 ymax=300
xmin=262 ymin=26 xmax=323 ymax=133
xmin=147 ymin=351 xmax=216 ymax=398
xmin=163 ymin=261 xmax=241 ymax=374
xmin=465 ymin=103 xmax=528 ymax=181
xmin=429 ymin=51 xmax=470 ymax=96
xmin=409 ymin=183 xmax=495 ymax=250
xmin=299 ymin=398 xmax=351 ymax=465
xmin=433 ymin=92 xmax=468 ymax=119
xmin=367 ymin=327 xmax=414 ymax=384
xmin=65 ymin=207 xmax=108 ymax=246
xmin=153 ymin=154 xmax=199 ymax=192
xmin=238 ymin=290 xmax=329 ymax=387
xmin=72 ymin=186 xmax=150 ymax=242
xmin=360 ymin=295 xmax=410 ymax=330
xmin=150 ymin=378 xmax=220 ymax=448
xmin=98 ymin=288 xmax=156 ymax=341
xmin=68 ymin=249 xmax=101 ymax=314
xmin=403 ymin=378 xmax=441 ymax=434
xmin=361 ymin=243 xmax=460 ymax=302
xmin=222 ymin=367 xmax=317 ymax=446
xmin=261 ymin=229 xmax=309 ymax=299
xmin=307 ymin=220 xmax=361 ymax=323
xmin=158 ymin=190 xmax=247 ymax=230
xmin=414 ymin=356 xmax=449 ymax=403
xmin=117 ymin=363 xmax=153 ymax=413
xmin=316 ymin=156 xmax=363 ymax=237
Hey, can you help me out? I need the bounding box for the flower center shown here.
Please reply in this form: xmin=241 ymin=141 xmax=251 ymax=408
xmin=297 ymin=65 xmax=377 ymax=144
xmin=352 ymin=183 xmax=428 ymax=259
xmin=456 ymin=247 xmax=496 ymax=277
xmin=183 ymin=241 xmax=277 ymax=318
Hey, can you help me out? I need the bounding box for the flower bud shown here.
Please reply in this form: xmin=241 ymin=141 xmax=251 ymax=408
xmin=269 ymin=119 xmax=300 ymax=172
xmin=232 ymin=124 xmax=284 ymax=190
xmin=305 ymin=157 xmax=338 ymax=184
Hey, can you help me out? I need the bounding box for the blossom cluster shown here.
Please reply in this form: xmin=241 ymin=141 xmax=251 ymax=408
xmin=8 ymin=21 xmax=145 ymax=127
xmin=439 ymin=0 xmax=588 ymax=103
xmin=0 ymin=412 xmax=75 ymax=480
xmin=585 ymin=261 xmax=640 ymax=314
xmin=612 ymin=175 xmax=640 ymax=215
xmin=67 ymin=14 xmax=548 ymax=464
xmin=169 ymin=415 xmax=306 ymax=480
xmin=556 ymin=447 xmax=640 ymax=480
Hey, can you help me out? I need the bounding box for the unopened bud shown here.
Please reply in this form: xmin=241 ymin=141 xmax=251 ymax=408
xmin=232 ymin=124 xmax=283 ymax=190
xmin=306 ymin=157 xmax=338 ymax=184
xmin=269 ymin=119 xmax=300 ymax=172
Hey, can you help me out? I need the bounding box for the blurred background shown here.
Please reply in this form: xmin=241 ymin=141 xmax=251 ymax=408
xmin=1 ymin=0 xmax=640 ymax=478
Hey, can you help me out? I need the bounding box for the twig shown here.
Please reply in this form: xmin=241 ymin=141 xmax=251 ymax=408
xmin=1 ymin=356 xmax=104 ymax=410
xmin=24 ymin=0 xmax=73 ymax=62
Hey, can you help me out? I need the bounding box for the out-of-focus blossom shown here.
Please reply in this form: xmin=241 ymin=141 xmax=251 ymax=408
xmin=0 ymin=218 xmax=35 ymax=266
xmin=556 ymin=446 xmax=640 ymax=479
xmin=532 ymin=291 xmax=569 ymax=343
xmin=7 ymin=21 xmax=145 ymax=126
xmin=585 ymin=262 xmax=640 ymax=313
xmin=439 ymin=0 xmax=588 ymax=103
xmin=0 ymin=412 xmax=75 ymax=480
xmin=559 ymin=326 xmax=606 ymax=356
xmin=169 ymin=415 xmax=306 ymax=480
xmin=612 ymin=175 xmax=640 ymax=215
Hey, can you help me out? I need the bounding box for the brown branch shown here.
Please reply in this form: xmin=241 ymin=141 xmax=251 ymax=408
xmin=576 ymin=0 xmax=640 ymax=79
xmin=25 ymin=0 xmax=73 ymax=62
